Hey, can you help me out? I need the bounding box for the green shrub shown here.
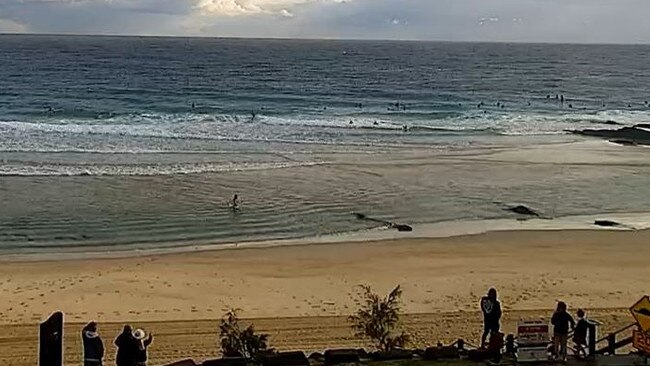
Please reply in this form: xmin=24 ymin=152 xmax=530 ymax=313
xmin=219 ymin=309 xmax=269 ymax=360
xmin=349 ymin=285 xmax=410 ymax=352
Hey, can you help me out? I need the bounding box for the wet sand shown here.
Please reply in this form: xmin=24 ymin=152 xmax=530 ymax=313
xmin=1 ymin=229 xmax=648 ymax=365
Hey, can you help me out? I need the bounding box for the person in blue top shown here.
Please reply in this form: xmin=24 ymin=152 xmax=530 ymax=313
xmin=480 ymin=288 xmax=502 ymax=348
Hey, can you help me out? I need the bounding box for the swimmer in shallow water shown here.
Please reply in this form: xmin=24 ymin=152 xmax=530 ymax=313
xmin=230 ymin=194 xmax=240 ymax=211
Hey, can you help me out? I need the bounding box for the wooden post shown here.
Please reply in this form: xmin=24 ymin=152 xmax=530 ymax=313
xmin=607 ymin=333 xmax=616 ymax=355
xmin=587 ymin=322 xmax=597 ymax=357
xmin=39 ymin=312 xmax=63 ymax=366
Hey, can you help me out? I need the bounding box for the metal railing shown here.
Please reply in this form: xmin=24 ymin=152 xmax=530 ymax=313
xmin=594 ymin=323 xmax=637 ymax=355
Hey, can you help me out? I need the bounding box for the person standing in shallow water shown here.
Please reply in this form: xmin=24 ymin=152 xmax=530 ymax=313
xmin=480 ymin=288 xmax=502 ymax=348
xmin=82 ymin=321 xmax=104 ymax=366
xmin=231 ymin=194 xmax=240 ymax=211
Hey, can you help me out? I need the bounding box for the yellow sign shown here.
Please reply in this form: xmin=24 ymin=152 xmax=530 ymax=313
xmin=633 ymin=330 xmax=650 ymax=354
xmin=631 ymin=296 xmax=650 ymax=333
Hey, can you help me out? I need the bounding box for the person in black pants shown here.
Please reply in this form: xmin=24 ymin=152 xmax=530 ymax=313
xmin=82 ymin=321 xmax=105 ymax=366
xmin=552 ymin=301 xmax=575 ymax=362
xmin=115 ymin=325 xmax=136 ymax=366
xmin=132 ymin=329 xmax=154 ymax=366
xmin=480 ymin=288 xmax=502 ymax=348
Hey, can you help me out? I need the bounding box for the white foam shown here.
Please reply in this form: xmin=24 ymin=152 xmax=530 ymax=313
xmin=0 ymin=161 xmax=326 ymax=177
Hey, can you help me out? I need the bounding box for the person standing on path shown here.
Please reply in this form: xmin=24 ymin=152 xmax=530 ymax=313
xmin=480 ymin=288 xmax=502 ymax=348
xmin=82 ymin=321 xmax=105 ymax=366
xmin=552 ymin=301 xmax=575 ymax=362
xmin=115 ymin=325 xmax=136 ymax=366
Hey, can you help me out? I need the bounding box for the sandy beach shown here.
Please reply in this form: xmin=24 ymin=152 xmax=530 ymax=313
xmin=1 ymin=228 xmax=648 ymax=365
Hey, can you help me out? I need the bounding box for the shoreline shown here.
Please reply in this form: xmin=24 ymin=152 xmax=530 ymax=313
xmin=3 ymin=211 xmax=650 ymax=262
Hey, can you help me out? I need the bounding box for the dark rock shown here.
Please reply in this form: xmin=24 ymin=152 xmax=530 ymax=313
xmin=570 ymin=127 xmax=650 ymax=145
xmin=505 ymin=205 xmax=540 ymax=217
xmin=635 ymin=123 xmax=650 ymax=129
xmin=601 ymin=120 xmax=622 ymax=126
xmin=355 ymin=349 xmax=369 ymax=359
xmin=594 ymin=220 xmax=621 ymax=227
xmin=424 ymin=346 xmax=460 ymax=360
xmin=323 ymin=349 xmax=360 ymax=365
xmin=201 ymin=358 xmax=246 ymax=366
xmin=369 ymin=349 xmax=413 ymax=361
xmin=260 ymin=352 xmax=309 ymax=366
xmin=392 ymin=224 xmax=413 ymax=232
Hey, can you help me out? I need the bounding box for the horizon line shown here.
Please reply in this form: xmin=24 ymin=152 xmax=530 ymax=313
xmin=1 ymin=31 xmax=650 ymax=46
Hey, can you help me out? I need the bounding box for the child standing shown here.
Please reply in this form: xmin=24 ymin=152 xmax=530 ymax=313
xmin=573 ymin=309 xmax=589 ymax=358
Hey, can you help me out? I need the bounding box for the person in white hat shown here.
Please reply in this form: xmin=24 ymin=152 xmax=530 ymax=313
xmin=132 ymin=328 xmax=153 ymax=366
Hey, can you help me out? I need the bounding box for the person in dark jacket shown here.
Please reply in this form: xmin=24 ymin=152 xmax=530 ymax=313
xmin=480 ymin=288 xmax=502 ymax=348
xmin=573 ymin=309 xmax=589 ymax=358
xmin=82 ymin=321 xmax=105 ymax=366
xmin=132 ymin=329 xmax=153 ymax=366
xmin=115 ymin=325 xmax=136 ymax=366
xmin=551 ymin=301 xmax=575 ymax=361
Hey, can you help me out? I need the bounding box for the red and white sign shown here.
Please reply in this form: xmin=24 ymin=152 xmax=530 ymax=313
xmin=518 ymin=320 xmax=550 ymax=345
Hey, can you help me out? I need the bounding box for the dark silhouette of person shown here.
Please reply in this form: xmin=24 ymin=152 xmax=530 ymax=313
xmin=480 ymin=288 xmax=502 ymax=348
xmin=132 ymin=329 xmax=153 ymax=366
xmin=82 ymin=321 xmax=104 ymax=366
xmin=231 ymin=194 xmax=240 ymax=211
xmin=551 ymin=301 xmax=575 ymax=362
xmin=573 ymin=309 xmax=589 ymax=358
xmin=115 ymin=325 xmax=136 ymax=366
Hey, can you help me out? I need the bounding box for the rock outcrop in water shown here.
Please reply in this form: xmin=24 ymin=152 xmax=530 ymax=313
xmin=505 ymin=205 xmax=540 ymax=217
xmin=569 ymin=125 xmax=650 ymax=145
xmin=594 ymin=220 xmax=621 ymax=227
xmin=353 ymin=213 xmax=413 ymax=232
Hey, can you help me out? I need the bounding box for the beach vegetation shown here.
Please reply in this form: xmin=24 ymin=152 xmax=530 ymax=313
xmin=349 ymin=285 xmax=410 ymax=351
xmin=219 ymin=309 xmax=269 ymax=360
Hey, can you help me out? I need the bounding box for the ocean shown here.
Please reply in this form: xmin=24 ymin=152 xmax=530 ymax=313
xmin=2 ymin=34 xmax=650 ymax=257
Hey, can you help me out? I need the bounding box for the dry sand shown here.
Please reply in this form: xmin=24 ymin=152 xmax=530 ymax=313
xmin=1 ymin=229 xmax=648 ymax=365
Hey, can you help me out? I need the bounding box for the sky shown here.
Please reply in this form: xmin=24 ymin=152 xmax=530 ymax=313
xmin=1 ymin=0 xmax=650 ymax=43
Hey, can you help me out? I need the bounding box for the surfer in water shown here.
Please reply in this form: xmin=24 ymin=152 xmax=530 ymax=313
xmin=230 ymin=194 xmax=240 ymax=211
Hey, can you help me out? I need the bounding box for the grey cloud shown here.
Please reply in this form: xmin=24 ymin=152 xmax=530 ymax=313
xmin=1 ymin=0 xmax=650 ymax=43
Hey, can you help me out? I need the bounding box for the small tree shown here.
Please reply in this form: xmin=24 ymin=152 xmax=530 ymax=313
xmin=219 ymin=309 xmax=269 ymax=360
xmin=349 ymin=285 xmax=409 ymax=352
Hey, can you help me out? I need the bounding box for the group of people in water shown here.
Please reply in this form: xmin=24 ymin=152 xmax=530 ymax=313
xmin=81 ymin=322 xmax=153 ymax=366
xmin=480 ymin=288 xmax=590 ymax=362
